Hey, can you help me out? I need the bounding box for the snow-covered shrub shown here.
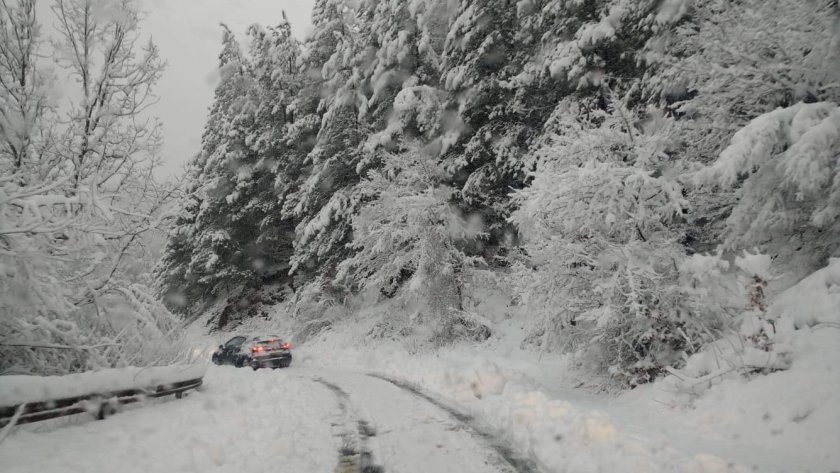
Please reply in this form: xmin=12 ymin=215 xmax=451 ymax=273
xmin=434 ymin=309 xmax=492 ymax=345
xmin=678 ymin=250 xmax=788 ymax=372
xmin=293 ymin=318 xmax=334 ymax=344
xmin=288 ymin=276 xmax=348 ymax=329
xmin=664 ymin=257 xmax=840 ymax=401
xmin=512 ymin=96 xmax=725 ymax=386
xmin=732 ymin=252 xmax=776 ymax=351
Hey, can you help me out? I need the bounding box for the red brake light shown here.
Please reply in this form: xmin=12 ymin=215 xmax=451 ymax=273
xmin=281 ymin=342 xmax=291 ymax=350
xmin=251 ymin=346 xmax=264 ymax=353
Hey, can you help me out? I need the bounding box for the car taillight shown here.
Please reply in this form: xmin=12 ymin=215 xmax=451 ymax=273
xmin=281 ymin=342 xmax=291 ymax=350
xmin=252 ymin=346 xmax=264 ymax=353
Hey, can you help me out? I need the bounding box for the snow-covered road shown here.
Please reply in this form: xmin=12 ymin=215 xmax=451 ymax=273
xmin=0 ymin=365 xmax=533 ymax=473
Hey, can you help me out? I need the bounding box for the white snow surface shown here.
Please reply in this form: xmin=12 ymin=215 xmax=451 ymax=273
xmin=298 ymin=328 xmax=755 ymax=473
xmin=1 ymin=367 xmax=340 ymax=473
xmin=292 ymin=261 xmax=840 ymax=473
xmin=3 ymin=262 xmax=838 ymax=473
xmin=297 ymin=319 xmax=837 ymax=473
xmin=1 ymin=365 xmax=540 ymax=473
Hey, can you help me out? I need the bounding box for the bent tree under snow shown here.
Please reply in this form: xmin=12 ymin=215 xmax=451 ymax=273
xmin=0 ymin=0 xmax=185 ymax=376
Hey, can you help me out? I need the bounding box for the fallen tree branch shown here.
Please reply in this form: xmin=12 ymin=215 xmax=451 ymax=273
xmin=0 ymin=404 xmax=25 ymax=445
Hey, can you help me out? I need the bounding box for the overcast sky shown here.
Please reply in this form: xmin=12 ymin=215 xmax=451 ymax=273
xmin=140 ymin=0 xmax=316 ymax=178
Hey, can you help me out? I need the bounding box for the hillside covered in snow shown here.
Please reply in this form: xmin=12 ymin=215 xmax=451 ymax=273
xmin=2 ymin=0 xmax=840 ymax=471
xmin=156 ymin=0 xmax=840 ymax=389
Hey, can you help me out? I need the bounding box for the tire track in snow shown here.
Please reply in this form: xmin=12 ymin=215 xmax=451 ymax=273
xmin=366 ymin=373 xmax=540 ymax=473
xmin=313 ymin=377 xmax=385 ymax=473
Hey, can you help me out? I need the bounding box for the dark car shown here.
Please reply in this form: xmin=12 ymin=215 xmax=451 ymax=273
xmin=211 ymin=335 xmax=292 ymax=370
xmin=211 ymin=335 xmax=251 ymax=367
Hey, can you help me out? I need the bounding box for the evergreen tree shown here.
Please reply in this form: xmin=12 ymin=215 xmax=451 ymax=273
xmin=283 ymin=0 xmax=362 ymax=281
xmin=698 ymin=102 xmax=840 ymax=273
xmin=158 ymin=19 xmax=307 ymax=317
xmin=158 ymin=25 xmax=258 ymax=312
xmin=646 ymin=0 xmax=840 ymax=267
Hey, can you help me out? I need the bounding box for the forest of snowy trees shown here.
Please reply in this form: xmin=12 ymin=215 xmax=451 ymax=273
xmin=0 ymin=0 xmax=184 ymax=375
xmin=3 ymin=0 xmax=839 ymax=387
xmin=153 ymin=0 xmax=840 ymax=387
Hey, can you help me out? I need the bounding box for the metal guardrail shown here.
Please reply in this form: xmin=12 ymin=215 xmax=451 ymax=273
xmin=0 ymin=376 xmax=203 ymax=428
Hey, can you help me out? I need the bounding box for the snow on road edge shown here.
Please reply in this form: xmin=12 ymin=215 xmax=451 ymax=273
xmin=0 ymin=363 xmax=208 ymax=406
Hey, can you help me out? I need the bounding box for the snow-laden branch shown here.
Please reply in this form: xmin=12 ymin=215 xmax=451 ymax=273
xmin=1 ymin=0 xmax=185 ymax=377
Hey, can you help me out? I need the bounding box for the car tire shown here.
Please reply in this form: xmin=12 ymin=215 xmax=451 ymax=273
xmin=211 ymin=354 xmax=222 ymax=365
xmin=252 ymin=365 xmax=259 ymax=371
xmin=234 ymin=356 xmax=246 ymax=368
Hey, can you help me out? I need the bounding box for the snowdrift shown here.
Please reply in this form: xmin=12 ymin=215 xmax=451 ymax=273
xmin=0 ymin=364 xmax=208 ymax=407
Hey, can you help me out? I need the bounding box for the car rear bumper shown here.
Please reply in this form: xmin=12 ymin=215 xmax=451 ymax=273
xmin=249 ymin=353 xmax=292 ymax=368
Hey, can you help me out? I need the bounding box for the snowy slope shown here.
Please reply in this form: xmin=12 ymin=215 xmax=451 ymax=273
xmin=299 ymin=328 xmax=753 ymax=473
xmin=627 ymin=258 xmax=840 ymax=471
xmin=4 ymin=262 xmax=834 ymax=473
xmin=293 ymin=261 xmax=840 ymax=472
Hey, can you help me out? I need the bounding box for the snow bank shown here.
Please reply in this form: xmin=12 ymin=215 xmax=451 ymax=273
xmin=0 ymin=363 xmax=208 ymax=406
xmin=382 ymin=356 xmax=749 ymax=472
xmin=0 ymin=367 xmax=339 ymax=473
xmin=627 ymin=258 xmax=840 ymax=472
xmin=770 ymin=257 xmax=840 ymax=330
xmin=297 ymin=321 xmax=751 ymax=472
xmin=295 ymin=259 xmax=840 ymax=472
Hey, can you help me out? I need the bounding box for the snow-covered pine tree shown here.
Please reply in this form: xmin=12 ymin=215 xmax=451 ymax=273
xmin=155 ymin=155 xmax=209 ymax=312
xmin=158 ymin=21 xmax=305 ymax=321
xmin=177 ymin=25 xmax=256 ymax=307
xmin=286 ymin=0 xmax=452 ymax=300
xmin=645 ymin=0 xmax=840 ymax=260
xmin=283 ymin=0 xmax=363 ymax=283
xmin=438 ymin=0 xmax=534 ymax=252
xmin=436 ymin=0 xmax=675 ymax=264
xmin=241 ymin=18 xmax=302 ymax=291
xmin=697 ymin=101 xmax=840 ymax=275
